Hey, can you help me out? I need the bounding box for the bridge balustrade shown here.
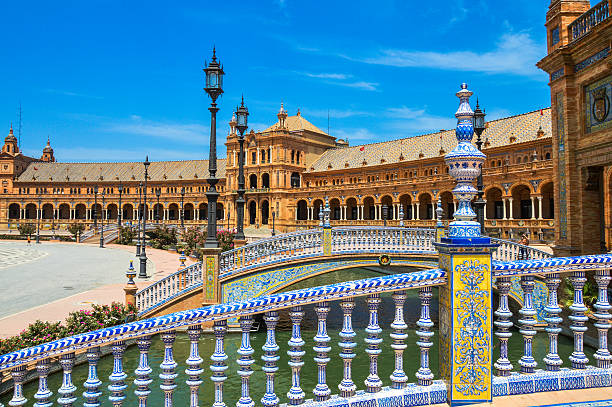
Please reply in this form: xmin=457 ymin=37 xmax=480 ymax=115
xmin=2 ymin=255 xmax=611 ymax=407
xmin=490 ymin=237 xmax=551 ymax=262
xmin=136 ymin=262 xmax=203 ymax=313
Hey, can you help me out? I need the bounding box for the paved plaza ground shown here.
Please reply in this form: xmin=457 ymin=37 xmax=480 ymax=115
xmin=0 ymin=241 xmax=191 ymax=338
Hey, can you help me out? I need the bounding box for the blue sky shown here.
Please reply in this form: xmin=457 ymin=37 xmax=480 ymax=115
xmin=1 ymin=0 xmax=553 ymax=162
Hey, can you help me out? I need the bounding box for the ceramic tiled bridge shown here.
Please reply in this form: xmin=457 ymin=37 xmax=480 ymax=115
xmin=135 ymin=226 xmax=551 ymax=321
xmin=0 ymin=226 xmax=610 ymax=407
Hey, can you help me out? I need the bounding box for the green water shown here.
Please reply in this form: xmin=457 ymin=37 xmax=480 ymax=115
xmin=1 ymin=268 xmax=596 ymax=406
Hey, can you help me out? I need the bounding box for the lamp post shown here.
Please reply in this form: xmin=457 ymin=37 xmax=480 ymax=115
xmin=136 ymin=182 xmax=142 ymax=256
xmin=36 ymin=196 xmax=41 ymax=244
xmin=180 ymin=187 xmax=185 ymax=230
xmin=382 ymin=204 xmax=388 ymax=227
xmin=226 ymin=210 xmax=230 ymax=231
xmin=118 ymin=183 xmax=123 ymax=228
xmin=139 ymin=157 xmax=150 ymax=278
xmin=155 ymin=188 xmax=161 ymax=224
xmin=235 ymin=96 xmax=248 ymax=241
xmin=100 ymin=190 xmax=105 ymax=248
xmin=473 ymin=100 xmax=487 ymax=235
xmin=203 ymin=47 xmax=224 ymax=248
xmin=93 ymin=186 xmax=98 ymax=229
xmin=272 ymin=209 xmax=276 ymax=236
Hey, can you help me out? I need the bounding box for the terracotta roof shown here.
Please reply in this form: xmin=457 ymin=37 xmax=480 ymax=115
xmin=16 ymin=159 xmax=226 ymax=183
xmin=263 ymin=113 xmax=328 ymax=135
xmin=307 ymin=108 xmax=551 ymax=172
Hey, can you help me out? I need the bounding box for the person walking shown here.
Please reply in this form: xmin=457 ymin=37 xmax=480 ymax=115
xmin=518 ymin=233 xmax=529 ymax=260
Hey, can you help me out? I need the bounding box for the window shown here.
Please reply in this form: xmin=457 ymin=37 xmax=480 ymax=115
xmin=251 ymin=151 xmax=256 ymax=165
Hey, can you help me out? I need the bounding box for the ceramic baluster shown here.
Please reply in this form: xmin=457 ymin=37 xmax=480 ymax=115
xmin=518 ymin=275 xmax=537 ymax=373
xmin=261 ymin=311 xmax=280 ymax=407
xmin=186 ymin=325 xmax=204 ymax=407
xmin=416 ymin=287 xmax=434 ymax=385
xmin=33 ymin=359 xmax=53 ymax=407
xmin=160 ymin=331 xmax=178 ymax=406
xmin=237 ymin=315 xmax=255 ymax=407
xmin=83 ymin=347 xmax=102 ymax=407
xmin=390 ymin=291 xmax=408 ymax=388
xmin=134 ymin=336 xmax=153 ymax=407
xmin=494 ymin=277 xmax=513 ymax=376
xmin=569 ymin=270 xmax=589 ymax=369
xmin=108 ymin=341 xmax=127 ymax=406
xmin=10 ymin=365 xmax=27 ymax=406
xmin=58 ymin=353 xmax=77 ymax=406
xmin=211 ymin=320 xmax=228 ymax=407
xmin=543 ymin=273 xmax=563 ymax=371
xmin=313 ymin=301 xmax=331 ymax=401
xmin=287 ymin=306 xmax=306 ymax=405
xmin=365 ymin=294 xmax=382 ymax=393
xmin=594 ymin=268 xmax=612 ymax=368
xmin=338 ymin=298 xmax=357 ymax=397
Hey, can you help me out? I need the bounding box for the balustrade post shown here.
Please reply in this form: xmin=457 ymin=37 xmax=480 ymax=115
xmin=201 ymin=247 xmax=221 ymax=305
xmin=9 ymin=365 xmax=27 ymax=406
xmin=134 ymin=336 xmax=153 ymax=407
xmin=518 ymin=275 xmax=538 ymax=373
xmin=390 ymin=291 xmax=408 ymax=388
xmin=494 ymin=277 xmax=513 ymax=376
xmin=364 ymin=294 xmax=382 ymax=393
xmin=569 ymin=269 xmax=589 ymax=369
xmin=262 ymin=311 xmax=280 ymax=407
xmin=33 ymin=359 xmax=53 ymax=407
xmin=416 ymin=287 xmax=434 ymax=386
xmin=160 ymin=331 xmax=178 ymax=406
xmin=543 ymin=273 xmax=563 ymax=371
xmin=124 ymin=260 xmax=137 ymax=308
xmin=108 ymin=341 xmax=127 ymax=406
xmin=186 ymin=325 xmax=204 ymax=407
xmin=287 ymin=306 xmax=306 ymax=405
xmin=313 ymin=301 xmax=331 ymax=401
xmin=338 ymin=298 xmax=357 ymax=397
xmin=211 ymin=320 xmax=228 ymax=407
xmin=58 ymin=353 xmax=77 ymax=406
xmin=83 ymin=347 xmax=103 ymax=407
xmin=594 ymin=268 xmax=612 ymax=368
xmin=237 ymin=315 xmax=255 ymax=407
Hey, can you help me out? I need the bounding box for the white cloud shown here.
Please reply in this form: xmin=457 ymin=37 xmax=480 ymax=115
xmin=340 ymin=32 xmax=545 ymax=78
xmin=303 ymin=108 xmax=372 ymax=119
xmin=22 ymin=147 xmax=205 ymax=163
xmin=335 ymin=81 xmax=379 ymax=91
xmin=303 ymin=72 xmax=351 ymax=80
xmin=44 ymin=89 xmax=103 ymax=99
xmin=108 ymin=117 xmax=208 ymax=145
xmin=295 ymin=70 xmax=378 ymax=91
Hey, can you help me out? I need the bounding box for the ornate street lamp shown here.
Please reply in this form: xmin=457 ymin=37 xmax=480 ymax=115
xmin=203 ymin=47 xmax=224 ymax=248
xmin=272 ymin=209 xmax=276 ymax=236
xmin=36 ymin=196 xmax=41 ymax=244
xmin=235 ymin=96 xmax=248 ymax=241
xmin=155 ymin=188 xmax=161 ymax=223
xmin=93 ymin=186 xmax=98 ymax=229
xmin=136 ymin=182 xmax=142 ymax=256
xmin=118 ymin=183 xmax=123 ymax=228
xmin=180 ymin=187 xmax=185 ymax=230
xmin=382 ymin=204 xmax=388 ymax=227
xmin=100 ymin=190 xmax=105 ymax=248
xmin=473 ymin=100 xmax=487 ymax=235
xmin=139 ymin=157 xmax=150 ymax=278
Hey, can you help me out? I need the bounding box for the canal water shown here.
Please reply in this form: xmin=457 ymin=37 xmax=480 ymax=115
xmin=1 ymin=268 xmax=595 ymax=405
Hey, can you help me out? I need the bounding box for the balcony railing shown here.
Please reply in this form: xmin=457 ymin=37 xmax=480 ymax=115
xmin=569 ymin=0 xmax=610 ymax=42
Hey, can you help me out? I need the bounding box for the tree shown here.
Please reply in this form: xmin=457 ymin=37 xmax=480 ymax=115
xmin=17 ymin=223 xmax=35 ymax=238
xmin=67 ymin=223 xmax=85 ymax=241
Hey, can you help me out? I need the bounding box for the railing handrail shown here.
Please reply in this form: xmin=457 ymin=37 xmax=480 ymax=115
xmin=490 ymin=237 xmax=552 ymax=259
xmin=568 ymin=0 xmax=610 ymax=42
xmin=0 ymin=268 xmax=446 ymax=371
xmin=136 ymin=262 xmax=201 ymax=299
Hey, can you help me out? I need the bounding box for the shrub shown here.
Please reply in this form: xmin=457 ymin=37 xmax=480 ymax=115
xmin=147 ymin=225 xmax=177 ymax=249
xmin=67 ymin=223 xmax=85 ymax=241
xmin=17 ymin=223 xmax=35 ymax=238
xmin=0 ymin=302 xmax=137 ymax=355
xmin=118 ymin=226 xmax=136 ymax=245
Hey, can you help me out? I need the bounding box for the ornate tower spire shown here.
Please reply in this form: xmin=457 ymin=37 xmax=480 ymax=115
xmin=277 ymin=103 xmax=287 ymax=129
xmin=229 ymin=112 xmax=237 ymax=136
xmin=444 ymin=83 xmax=486 ymax=238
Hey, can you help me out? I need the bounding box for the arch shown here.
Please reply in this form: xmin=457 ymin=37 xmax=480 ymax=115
xmin=485 ymin=187 xmax=504 ymax=220
xmin=168 ymin=203 xmax=179 ymax=220
xmin=261 ymin=173 xmax=270 ymax=189
xmin=363 ymin=196 xmax=375 ymax=220
xmin=106 ymin=203 xmax=118 ymax=220
xmin=440 ymin=191 xmax=454 ymax=220
xmin=346 ymin=197 xmax=357 ymax=220
xmin=381 ymin=195 xmax=393 ymax=220
xmin=92 ymin=203 xmax=102 ymax=221
xmin=153 ymin=203 xmax=164 ymax=222
xmin=122 ymin=203 xmax=134 ymax=220
xmin=249 ymin=174 xmax=257 ymax=189
xmin=296 ymin=200 xmax=308 ymax=221
xmin=313 ymin=199 xmax=324 ymax=221
xmin=184 ymin=203 xmax=194 ymax=221
xmin=260 ymin=200 xmax=269 ymax=225
xmin=25 ymin=203 xmax=37 ymax=219
xmin=291 ymin=172 xmax=301 ymax=188
xmin=330 ymin=198 xmax=341 ymax=220
xmin=198 ymin=203 xmax=208 ymax=221
xmin=399 ymin=194 xmax=412 ymax=219
xmin=8 ymin=203 xmax=20 ymax=219
xmin=42 ymin=203 xmax=54 ymax=220
xmin=58 ymin=203 xmax=70 ymax=220
xmin=418 ymin=193 xmax=432 ymax=220
xmin=511 ymin=184 xmax=532 ymax=219
xmin=541 ymin=182 xmax=554 ymax=219
xmin=216 ymin=203 xmax=225 ymax=223
xmin=75 ymin=204 xmax=86 ymax=220
xmin=248 ymin=200 xmax=257 ymax=225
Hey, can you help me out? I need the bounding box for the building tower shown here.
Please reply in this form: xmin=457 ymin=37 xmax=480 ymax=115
xmin=41 ymin=137 xmax=55 ymax=162
xmin=277 ymin=103 xmax=287 ymax=129
xmin=2 ymin=125 xmax=19 ymax=155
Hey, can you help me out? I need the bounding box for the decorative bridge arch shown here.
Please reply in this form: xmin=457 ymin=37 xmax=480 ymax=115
xmin=135 ymin=226 xmax=551 ymax=319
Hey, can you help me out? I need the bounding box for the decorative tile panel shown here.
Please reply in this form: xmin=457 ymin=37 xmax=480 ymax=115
xmin=586 ymin=75 xmax=612 ymax=134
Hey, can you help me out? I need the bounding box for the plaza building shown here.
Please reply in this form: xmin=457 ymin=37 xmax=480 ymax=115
xmin=0 ymin=106 xmax=555 ymax=243
xmin=537 ymin=0 xmax=612 ymax=255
